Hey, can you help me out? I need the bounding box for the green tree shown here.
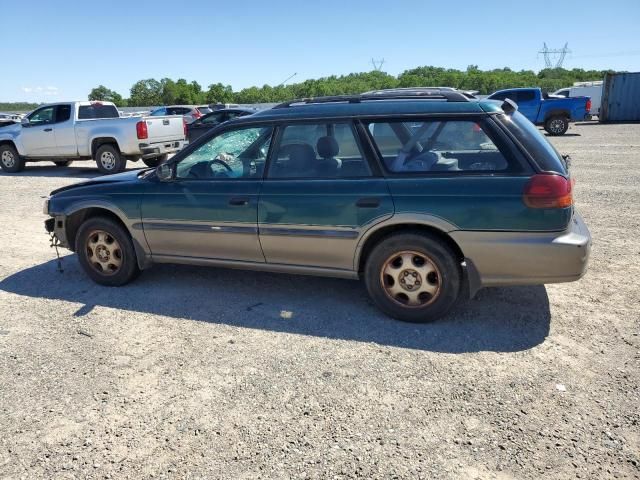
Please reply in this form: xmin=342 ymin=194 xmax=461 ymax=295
xmin=88 ymin=85 xmax=125 ymax=107
xmin=129 ymin=79 xmax=162 ymax=106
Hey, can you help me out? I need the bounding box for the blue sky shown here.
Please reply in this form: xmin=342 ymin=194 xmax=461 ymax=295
xmin=3 ymin=0 xmax=640 ymax=102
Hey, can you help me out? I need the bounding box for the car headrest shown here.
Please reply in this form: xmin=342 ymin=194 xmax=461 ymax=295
xmin=317 ymin=136 xmax=339 ymax=159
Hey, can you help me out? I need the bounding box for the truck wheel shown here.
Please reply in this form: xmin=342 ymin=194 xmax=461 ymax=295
xmin=544 ymin=116 xmax=569 ymax=136
xmin=363 ymin=232 xmax=461 ymax=323
xmin=95 ymin=144 xmax=126 ymax=174
xmin=142 ymin=154 xmax=168 ymax=168
xmin=75 ymin=216 xmax=140 ymax=286
xmin=0 ymin=144 xmax=25 ymax=173
xmin=54 ymin=160 xmax=72 ymax=167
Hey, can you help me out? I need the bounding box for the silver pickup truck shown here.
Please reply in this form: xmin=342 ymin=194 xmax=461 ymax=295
xmin=0 ymin=101 xmax=187 ymax=174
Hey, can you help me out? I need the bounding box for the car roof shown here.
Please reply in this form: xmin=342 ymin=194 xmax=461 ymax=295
xmin=233 ymin=99 xmax=501 ymax=124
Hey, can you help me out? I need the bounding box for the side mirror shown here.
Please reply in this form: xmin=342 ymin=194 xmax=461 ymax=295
xmin=21 ymin=117 xmax=30 ymax=127
xmin=156 ymin=162 xmax=175 ymax=182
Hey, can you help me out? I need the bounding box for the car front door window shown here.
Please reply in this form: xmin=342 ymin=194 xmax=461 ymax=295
xmin=28 ymin=107 xmax=55 ymax=126
xmin=177 ymin=126 xmax=273 ymax=180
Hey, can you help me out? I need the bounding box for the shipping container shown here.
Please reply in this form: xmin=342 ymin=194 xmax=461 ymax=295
xmin=600 ymin=72 xmax=640 ymax=122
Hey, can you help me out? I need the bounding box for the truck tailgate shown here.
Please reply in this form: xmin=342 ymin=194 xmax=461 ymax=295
xmin=142 ymin=115 xmax=184 ymax=143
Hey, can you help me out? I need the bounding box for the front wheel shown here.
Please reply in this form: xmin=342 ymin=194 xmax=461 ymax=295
xmin=95 ymin=144 xmax=126 ymax=174
xmin=364 ymin=233 xmax=461 ymax=323
xmin=544 ymin=116 xmax=569 ymax=136
xmin=75 ymin=217 xmax=140 ymax=286
xmin=0 ymin=144 xmax=25 ymax=173
xmin=142 ymin=154 xmax=168 ymax=168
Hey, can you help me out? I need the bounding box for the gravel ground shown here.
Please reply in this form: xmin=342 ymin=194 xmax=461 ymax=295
xmin=0 ymin=122 xmax=638 ymax=479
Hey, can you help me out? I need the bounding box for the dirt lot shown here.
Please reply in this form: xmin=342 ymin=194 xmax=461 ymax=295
xmin=0 ymin=122 xmax=638 ymax=479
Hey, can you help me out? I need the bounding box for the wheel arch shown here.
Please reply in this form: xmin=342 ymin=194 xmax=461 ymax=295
xmin=91 ymin=137 xmax=121 ymax=158
xmin=543 ymin=109 xmax=571 ymax=122
xmin=355 ymin=219 xmax=465 ymax=274
xmin=63 ymin=203 xmax=149 ymax=269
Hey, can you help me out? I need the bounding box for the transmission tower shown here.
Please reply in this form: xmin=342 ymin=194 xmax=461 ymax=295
xmin=539 ymin=42 xmax=571 ymax=68
xmin=371 ymin=58 xmax=385 ymax=71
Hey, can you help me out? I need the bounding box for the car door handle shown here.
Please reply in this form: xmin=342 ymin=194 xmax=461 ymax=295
xmin=229 ymin=196 xmax=249 ymax=206
xmin=356 ymin=197 xmax=380 ymax=208
xmin=44 ymin=128 xmax=53 ymax=132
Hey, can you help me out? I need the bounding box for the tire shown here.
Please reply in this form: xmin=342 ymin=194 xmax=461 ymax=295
xmin=544 ymin=116 xmax=569 ymax=136
xmin=95 ymin=144 xmax=126 ymax=174
xmin=54 ymin=160 xmax=72 ymax=167
xmin=364 ymin=232 xmax=461 ymax=323
xmin=75 ymin=216 xmax=140 ymax=286
xmin=142 ymin=154 xmax=168 ymax=168
xmin=0 ymin=144 xmax=25 ymax=173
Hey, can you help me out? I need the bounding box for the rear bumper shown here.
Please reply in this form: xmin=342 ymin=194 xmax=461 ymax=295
xmin=138 ymin=140 xmax=187 ymax=159
xmin=451 ymin=212 xmax=591 ymax=288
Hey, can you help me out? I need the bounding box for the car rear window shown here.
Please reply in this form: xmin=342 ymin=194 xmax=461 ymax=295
xmin=78 ymin=104 xmax=119 ymax=120
xmin=496 ymin=112 xmax=568 ymax=175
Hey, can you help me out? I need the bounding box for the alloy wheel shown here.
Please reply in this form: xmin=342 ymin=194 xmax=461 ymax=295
xmin=86 ymin=230 xmax=123 ymax=275
xmin=380 ymin=250 xmax=441 ymax=307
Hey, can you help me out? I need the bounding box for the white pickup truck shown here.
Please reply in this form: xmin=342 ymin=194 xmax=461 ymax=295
xmin=0 ymin=101 xmax=187 ymax=174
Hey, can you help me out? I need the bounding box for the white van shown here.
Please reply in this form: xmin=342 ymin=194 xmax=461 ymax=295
xmin=553 ymin=81 xmax=602 ymax=118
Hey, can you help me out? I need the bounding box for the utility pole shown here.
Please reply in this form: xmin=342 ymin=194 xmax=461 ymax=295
xmin=371 ymin=58 xmax=385 ymax=71
xmin=538 ymin=42 xmax=571 ymax=68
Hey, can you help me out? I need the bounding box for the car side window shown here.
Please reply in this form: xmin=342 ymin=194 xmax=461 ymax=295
xmin=202 ymin=112 xmax=224 ymax=124
xmin=56 ymin=105 xmax=71 ymax=123
xmin=176 ymin=126 xmax=273 ymax=180
xmin=489 ymin=92 xmax=508 ymax=101
xmin=367 ymin=120 xmax=515 ymax=173
xmin=268 ymin=122 xmax=371 ymax=179
xmin=518 ymin=91 xmax=535 ymax=102
xmin=28 ymin=106 xmax=55 ymax=126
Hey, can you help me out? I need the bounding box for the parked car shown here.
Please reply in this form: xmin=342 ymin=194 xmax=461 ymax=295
xmin=43 ymin=90 xmax=591 ymax=323
xmin=186 ymin=108 xmax=255 ymax=142
xmin=0 ymin=101 xmax=187 ymax=174
xmin=486 ymin=87 xmax=590 ymax=135
xmin=150 ymin=105 xmax=211 ymax=124
xmin=552 ymin=81 xmax=603 ymax=119
xmin=0 ymin=113 xmax=21 ymax=128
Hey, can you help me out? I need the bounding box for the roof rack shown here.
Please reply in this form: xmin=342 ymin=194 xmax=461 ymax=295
xmin=273 ymin=88 xmax=470 ymax=109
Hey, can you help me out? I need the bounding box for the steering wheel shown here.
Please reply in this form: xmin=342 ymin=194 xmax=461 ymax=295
xmin=208 ymin=158 xmax=233 ymax=173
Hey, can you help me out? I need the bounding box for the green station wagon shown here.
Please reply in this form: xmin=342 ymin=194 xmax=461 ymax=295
xmin=44 ymin=89 xmax=591 ymax=322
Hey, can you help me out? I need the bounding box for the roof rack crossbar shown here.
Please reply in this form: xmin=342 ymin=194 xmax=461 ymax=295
xmin=273 ymin=89 xmax=470 ymax=109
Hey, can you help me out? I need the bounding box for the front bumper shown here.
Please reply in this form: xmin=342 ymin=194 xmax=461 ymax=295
xmin=451 ymin=212 xmax=591 ymax=287
xmin=45 ymin=215 xmax=70 ymax=249
xmin=138 ymin=140 xmax=187 ymax=159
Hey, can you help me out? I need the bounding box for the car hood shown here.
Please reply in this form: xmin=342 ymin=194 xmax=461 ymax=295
xmin=50 ymin=169 xmax=151 ymax=196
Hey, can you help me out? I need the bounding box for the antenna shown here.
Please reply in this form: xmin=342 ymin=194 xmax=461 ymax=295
xmin=277 ymin=72 xmax=297 ymax=87
xmin=538 ymin=42 xmax=571 ymax=68
xmin=371 ymin=58 xmax=385 ymax=71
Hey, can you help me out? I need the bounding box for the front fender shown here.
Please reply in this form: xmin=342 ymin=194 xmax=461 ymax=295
xmin=0 ymin=126 xmax=26 ymax=155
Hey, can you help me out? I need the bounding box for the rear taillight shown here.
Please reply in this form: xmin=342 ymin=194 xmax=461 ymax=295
xmin=523 ymin=174 xmax=573 ymax=209
xmin=136 ymin=120 xmax=148 ymax=140
xmin=183 ymin=118 xmax=187 ymax=138
xmin=585 ymin=98 xmax=592 ymax=112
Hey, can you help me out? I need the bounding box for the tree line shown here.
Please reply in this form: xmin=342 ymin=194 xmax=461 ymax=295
xmin=89 ymin=66 xmax=611 ymax=107
xmin=1 ymin=66 xmax=613 ymax=112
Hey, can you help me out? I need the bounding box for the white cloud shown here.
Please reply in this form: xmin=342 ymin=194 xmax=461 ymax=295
xmin=21 ymin=86 xmax=60 ymax=96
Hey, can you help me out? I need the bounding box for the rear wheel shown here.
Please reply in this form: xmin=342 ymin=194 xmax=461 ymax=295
xmin=95 ymin=144 xmax=126 ymax=174
xmin=0 ymin=144 xmax=25 ymax=173
xmin=54 ymin=160 xmax=72 ymax=167
xmin=75 ymin=217 xmax=140 ymax=286
xmin=544 ymin=116 xmax=569 ymax=136
xmin=364 ymin=233 xmax=461 ymax=323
